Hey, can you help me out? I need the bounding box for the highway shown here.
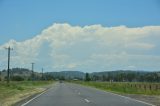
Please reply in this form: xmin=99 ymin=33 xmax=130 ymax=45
xmin=21 ymin=82 xmax=153 ymax=106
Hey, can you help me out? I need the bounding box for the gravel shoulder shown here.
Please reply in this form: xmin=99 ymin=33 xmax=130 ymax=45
xmin=122 ymin=94 xmax=160 ymax=106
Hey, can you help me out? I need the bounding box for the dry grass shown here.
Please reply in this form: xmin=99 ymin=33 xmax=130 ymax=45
xmin=0 ymin=81 xmax=54 ymax=106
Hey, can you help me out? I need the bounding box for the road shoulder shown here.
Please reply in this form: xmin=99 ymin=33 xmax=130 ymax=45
xmin=12 ymin=83 xmax=56 ymax=106
xmin=121 ymin=94 xmax=160 ymax=106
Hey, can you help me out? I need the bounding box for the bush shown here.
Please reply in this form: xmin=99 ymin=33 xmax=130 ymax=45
xmin=85 ymin=73 xmax=91 ymax=81
xmin=11 ymin=76 xmax=25 ymax=81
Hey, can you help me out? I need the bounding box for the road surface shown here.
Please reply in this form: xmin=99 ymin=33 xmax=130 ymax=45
xmin=21 ymin=82 xmax=154 ymax=106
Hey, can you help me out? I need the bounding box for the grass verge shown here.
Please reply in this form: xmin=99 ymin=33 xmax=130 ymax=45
xmin=0 ymin=81 xmax=55 ymax=106
xmin=69 ymin=81 xmax=160 ymax=95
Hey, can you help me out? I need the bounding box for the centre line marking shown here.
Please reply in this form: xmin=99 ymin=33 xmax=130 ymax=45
xmin=84 ymin=99 xmax=90 ymax=103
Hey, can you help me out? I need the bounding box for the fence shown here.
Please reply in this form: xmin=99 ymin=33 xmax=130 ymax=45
xmin=128 ymin=83 xmax=160 ymax=91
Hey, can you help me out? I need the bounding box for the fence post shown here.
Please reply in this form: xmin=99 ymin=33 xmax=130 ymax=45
xmin=156 ymin=85 xmax=158 ymax=91
xmin=144 ymin=85 xmax=146 ymax=91
xmin=149 ymin=85 xmax=151 ymax=90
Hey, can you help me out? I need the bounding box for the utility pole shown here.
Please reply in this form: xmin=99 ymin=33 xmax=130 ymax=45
xmin=42 ymin=68 xmax=43 ymax=80
xmin=5 ymin=46 xmax=13 ymax=85
xmin=31 ymin=63 xmax=34 ymax=81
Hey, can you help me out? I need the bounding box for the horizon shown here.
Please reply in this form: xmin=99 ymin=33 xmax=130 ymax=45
xmin=0 ymin=0 xmax=160 ymax=72
xmin=0 ymin=67 xmax=160 ymax=73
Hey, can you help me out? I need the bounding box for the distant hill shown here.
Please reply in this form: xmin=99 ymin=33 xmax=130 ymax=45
xmin=0 ymin=68 xmax=41 ymax=80
xmin=92 ymin=70 xmax=149 ymax=76
xmin=46 ymin=71 xmax=85 ymax=80
xmin=0 ymin=69 xmax=85 ymax=80
xmin=0 ymin=68 xmax=159 ymax=82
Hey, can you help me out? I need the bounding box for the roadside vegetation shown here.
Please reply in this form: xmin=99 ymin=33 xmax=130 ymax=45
xmin=69 ymin=81 xmax=160 ymax=95
xmin=69 ymin=73 xmax=160 ymax=96
xmin=0 ymin=68 xmax=159 ymax=105
xmin=0 ymin=81 xmax=54 ymax=106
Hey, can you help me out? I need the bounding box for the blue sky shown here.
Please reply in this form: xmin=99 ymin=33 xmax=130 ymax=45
xmin=0 ymin=0 xmax=160 ymax=44
xmin=0 ymin=0 xmax=160 ymax=72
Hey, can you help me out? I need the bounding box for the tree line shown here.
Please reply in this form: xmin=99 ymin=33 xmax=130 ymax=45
xmin=85 ymin=71 xmax=160 ymax=82
xmin=0 ymin=68 xmax=160 ymax=82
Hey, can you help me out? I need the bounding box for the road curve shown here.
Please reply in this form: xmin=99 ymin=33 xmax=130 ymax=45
xmin=21 ymin=82 xmax=154 ymax=106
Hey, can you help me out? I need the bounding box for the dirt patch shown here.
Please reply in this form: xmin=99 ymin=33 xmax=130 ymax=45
xmin=122 ymin=94 xmax=160 ymax=106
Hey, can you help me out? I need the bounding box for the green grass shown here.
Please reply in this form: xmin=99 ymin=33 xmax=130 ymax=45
xmin=69 ymin=81 xmax=160 ymax=95
xmin=0 ymin=81 xmax=55 ymax=105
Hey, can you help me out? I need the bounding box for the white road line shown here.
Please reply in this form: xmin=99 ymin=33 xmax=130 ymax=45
xmin=21 ymin=83 xmax=58 ymax=106
xmin=84 ymin=85 xmax=155 ymax=106
xmin=78 ymin=92 xmax=81 ymax=95
xmin=106 ymin=92 xmax=155 ymax=106
xmin=84 ymin=99 xmax=90 ymax=103
xmin=21 ymin=89 xmax=48 ymax=106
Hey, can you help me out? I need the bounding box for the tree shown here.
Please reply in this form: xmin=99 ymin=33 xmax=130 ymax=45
xmin=0 ymin=71 xmax=1 ymax=81
xmin=59 ymin=76 xmax=65 ymax=80
xmin=85 ymin=73 xmax=91 ymax=81
xmin=91 ymin=75 xmax=99 ymax=81
xmin=102 ymin=75 xmax=107 ymax=81
xmin=10 ymin=76 xmax=24 ymax=81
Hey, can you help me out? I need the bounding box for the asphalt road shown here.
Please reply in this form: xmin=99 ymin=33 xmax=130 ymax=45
xmin=21 ymin=82 xmax=154 ymax=106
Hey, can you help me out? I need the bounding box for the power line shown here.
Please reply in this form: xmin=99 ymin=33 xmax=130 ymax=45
xmin=5 ymin=46 xmax=13 ymax=85
xmin=31 ymin=63 xmax=35 ymax=81
xmin=42 ymin=68 xmax=43 ymax=80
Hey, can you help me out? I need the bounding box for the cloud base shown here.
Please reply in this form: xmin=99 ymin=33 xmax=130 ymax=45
xmin=0 ymin=23 xmax=160 ymax=72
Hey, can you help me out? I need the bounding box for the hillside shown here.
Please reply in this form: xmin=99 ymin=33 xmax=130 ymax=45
xmin=0 ymin=68 xmax=160 ymax=82
xmin=0 ymin=68 xmax=41 ymax=81
xmin=46 ymin=71 xmax=85 ymax=80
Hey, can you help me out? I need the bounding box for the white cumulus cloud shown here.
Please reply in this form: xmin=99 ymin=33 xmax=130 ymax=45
xmin=0 ymin=23 xmax=160 ymax=72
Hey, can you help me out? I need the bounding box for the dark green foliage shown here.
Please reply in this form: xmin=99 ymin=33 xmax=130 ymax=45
xmin=47 ymin=71 xmax=85 ymax=80
xmin=90 ymin=71 xmax=160 ymax=82
xmin=1 ymin=68 xmax=160 ymax=82
xmin=59 ymin=76 xmax=65 ymax=80
xmin=10 ymin=76 xmax=24 ymax=81
xmin=85 ymin=73 xmax=91 ymax=81
xmin=43 ymin=73 xmax=55 ymax=80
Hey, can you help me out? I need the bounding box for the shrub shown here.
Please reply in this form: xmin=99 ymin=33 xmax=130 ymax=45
xmin=11 ymin=76 xmax=24 ymax=81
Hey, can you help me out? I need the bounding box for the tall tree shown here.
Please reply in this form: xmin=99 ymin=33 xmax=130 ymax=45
xmin=85 ymin=73 xmax=91 ymax=81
